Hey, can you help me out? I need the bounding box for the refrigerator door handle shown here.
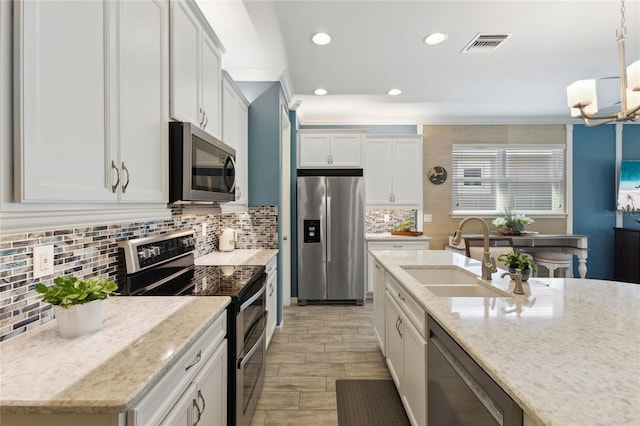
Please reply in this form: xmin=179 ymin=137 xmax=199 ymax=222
xmin=326 ymin=196 xmax=332 ymax=262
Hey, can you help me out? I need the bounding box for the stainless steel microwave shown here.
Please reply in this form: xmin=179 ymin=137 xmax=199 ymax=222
xmin=169 ymin=122 xmax=236 ymax=203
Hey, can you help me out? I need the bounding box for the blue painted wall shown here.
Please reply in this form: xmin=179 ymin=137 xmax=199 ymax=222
xmin=573 ymin=124 xmax=639 ymax=280
xmin=239 ymin=81 xmax=288 ymax=323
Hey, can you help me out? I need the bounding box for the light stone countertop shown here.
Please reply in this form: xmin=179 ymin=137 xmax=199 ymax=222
xmin=195 ymin=248 xmax=278 ymax=266
xmin=0 ymin=296 xmax=230 ymax=414
xmin=369 ymin=249 xmax=640 ymax=426
xmin=366 ymin=232 xmax=431 ymax=242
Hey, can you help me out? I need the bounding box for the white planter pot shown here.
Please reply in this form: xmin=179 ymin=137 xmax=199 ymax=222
xmin=53 ymin=299 xmax=106 ymax=338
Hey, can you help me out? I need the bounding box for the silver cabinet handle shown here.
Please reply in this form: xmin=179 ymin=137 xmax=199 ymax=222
xmin=283 ymin=236 xmax=288 ymax=240
xmin=398 ymin=316 xmax=403 ymax=338
xmin=202 ymin=110 xmax=208 ymax=129
xmin=111 ymin=161 xmax=120 ymax=193
xmin=121 ymin=162 xmax=130 ymax=193
xmin=397 ymin=292 xmax=406 ymax=302
xmin=185 ymin=350 xmax=202 ymax=371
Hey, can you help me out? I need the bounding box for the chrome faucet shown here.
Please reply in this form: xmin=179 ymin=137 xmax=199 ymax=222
xmin=501 ymin=269 xmax=525 ymax=295
xmin=452 ymin=217 xmax=497 ymax=280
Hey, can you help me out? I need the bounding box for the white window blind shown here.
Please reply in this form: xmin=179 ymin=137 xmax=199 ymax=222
xmin=451 ymin=144 xmax=565 ymax=215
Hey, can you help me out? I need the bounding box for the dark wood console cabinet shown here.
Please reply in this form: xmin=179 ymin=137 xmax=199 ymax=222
xmin=614 ymin=228 xmax=640 ymax=284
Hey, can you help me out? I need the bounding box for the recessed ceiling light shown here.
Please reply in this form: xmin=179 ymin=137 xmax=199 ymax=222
xmin=314 ymin=88 xmax=328 ymax=96
xmin=387 ymin=89 xmax=402 ymax=96
xmin=424 ymin=32 xmax=448 ymax=45
xmin=311 ymin=32 xmax=332 ymax=46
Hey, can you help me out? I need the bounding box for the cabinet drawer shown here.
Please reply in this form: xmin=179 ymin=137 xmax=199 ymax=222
xmin=368 ymin=240 xmax=429 ymax=250
xmin=386 ymin=275 xmax=426 ymax=337
xmin=128 ymin=312 xmax=226 ymax=425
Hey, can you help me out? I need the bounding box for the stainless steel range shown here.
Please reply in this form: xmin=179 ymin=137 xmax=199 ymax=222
xmin=118 ymin=230 xmax=266 ymax=426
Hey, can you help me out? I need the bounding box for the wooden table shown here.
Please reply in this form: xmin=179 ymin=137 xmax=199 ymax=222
xmin=449 ymin=233 xmax=589 ymax=278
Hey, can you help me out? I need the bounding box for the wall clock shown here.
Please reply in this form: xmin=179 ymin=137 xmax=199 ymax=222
xmin=428 ymin=166 xmax=447 ymax=185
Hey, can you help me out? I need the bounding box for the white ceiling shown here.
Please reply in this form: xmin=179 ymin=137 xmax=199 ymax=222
xmin=197 ymin=0 xmax=640 ymax=126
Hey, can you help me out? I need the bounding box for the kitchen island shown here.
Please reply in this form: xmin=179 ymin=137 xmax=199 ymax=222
xmin=0 ymin=296 xmax=230 ymax=425
xmin=370 ymin=249 xmax=639 ymax=426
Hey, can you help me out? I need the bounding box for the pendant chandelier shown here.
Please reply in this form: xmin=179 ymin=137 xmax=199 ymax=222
xmin=566 ymin=0 xmax=640 ymax=127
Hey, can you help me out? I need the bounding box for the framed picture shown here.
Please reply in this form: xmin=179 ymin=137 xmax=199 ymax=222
xmin=617 ymin=160 xmax=640 ymax=212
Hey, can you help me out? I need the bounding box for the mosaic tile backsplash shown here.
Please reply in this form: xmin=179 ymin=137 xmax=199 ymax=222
xmin=366 ymin=209 xmax=418 ymax=233
xmin=0 ymin=206 xmax=278 ymax=341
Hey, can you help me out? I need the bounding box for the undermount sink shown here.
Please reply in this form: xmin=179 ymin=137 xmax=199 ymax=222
xmin=401 ymin=266 xmax=510 ymax=298
xmin=424 ymin=284 xmax=506 ymax=298
xmin=402 ymin=266 xmax=480 ymax=285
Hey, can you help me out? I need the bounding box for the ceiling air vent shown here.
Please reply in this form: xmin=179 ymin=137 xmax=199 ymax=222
xmin=462 ymin=33 xmax=512 ymax=53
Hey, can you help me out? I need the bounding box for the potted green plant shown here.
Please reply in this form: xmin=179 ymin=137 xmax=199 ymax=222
xmin=497 ymin=250 xmax=536 ymax=281
xmin=35 ymin=276 xmax=118 ymax=338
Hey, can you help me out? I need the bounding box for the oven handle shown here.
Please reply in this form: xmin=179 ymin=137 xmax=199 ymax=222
xmin=239 ymin=279 xmax=266 ymax=312
xmin=130 ymin=265 xmax=194 ymax=296
xmin=237 ymin=317 xmax=266 ymax=369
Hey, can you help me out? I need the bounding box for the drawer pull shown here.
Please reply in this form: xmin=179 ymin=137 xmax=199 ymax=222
xmin=192 ymin=398 xmax=202 ymax=425
xmin=398 ymin=292 xmax=406 ymax=302
xmin=185 ymin=350 xmax=202 ymax=371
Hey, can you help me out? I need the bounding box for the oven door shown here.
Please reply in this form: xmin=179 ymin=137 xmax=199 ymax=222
xmin=235 ymin=286 xmax=266 ymax=426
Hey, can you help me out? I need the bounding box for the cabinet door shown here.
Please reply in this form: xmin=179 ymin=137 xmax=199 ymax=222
xmin=391 ymin=138 xmax=421 ymax=205
xmin=201 ymin=32 xmax=222 ymax=137
xmin=16 ymin=0 xmax=115 ymax=202
xmin=222 ymin=76 xmax=248 ymax=208
xmin=330 ymin=135 xmax=361 ymax=167
xmin=402 ymin=316 xmax=427 ymax=426
xmin=385 ymin=293 xmax=403 ymax=390
xmin=194 ymin=340 xmax=228 ymax=426
xmin=299 ymin=134 xmax=330 ymax=167
xmin=160 ymin=382 xmax=197 ymax=426
xmin=371 ymin=257 xmax=385 ymax=354
xmin=364 ymin=139 xmax=393 ymax=204
xmin=169 ymin=0 xmax=199 ymax=125
xmin=118 ymin=0 xmax=168 ymax=203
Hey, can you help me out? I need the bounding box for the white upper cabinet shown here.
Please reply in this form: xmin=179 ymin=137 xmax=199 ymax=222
xmin=170 ymin=0 xmax=224 ymax=138
xmin=364 ymin=135 xmax=422 ymax=207
xmin=298 ymin=131 xmax=363 ymax=168
xmin=221 ymin=71 xmax=249 ymax=210
xmin=118 ymin=0 xmax=169 ymax=203
xmin=15 ymin=0 xmax=168 ymax=203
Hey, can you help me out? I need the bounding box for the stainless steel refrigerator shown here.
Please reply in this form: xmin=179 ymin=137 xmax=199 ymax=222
xmin=297 ymin=170 xmax=365 ymax=305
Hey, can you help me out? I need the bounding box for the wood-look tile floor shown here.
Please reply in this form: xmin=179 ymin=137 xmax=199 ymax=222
xmin=250 ymin=301 xmax=391 ymax=425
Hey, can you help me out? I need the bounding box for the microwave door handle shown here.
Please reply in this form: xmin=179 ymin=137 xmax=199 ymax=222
xmin=224 ymin=155 xmax=237 ymax=193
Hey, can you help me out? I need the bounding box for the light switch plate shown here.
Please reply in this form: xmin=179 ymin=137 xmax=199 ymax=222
xmin=383 ymin=214 xmax=390 ymax=222
xmin=33 ymin=245 xmax=54 ymax=278
xmin=423 ymin=214 xmax=433 ymax=222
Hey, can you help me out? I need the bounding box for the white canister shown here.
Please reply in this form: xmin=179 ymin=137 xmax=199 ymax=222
xmin=220 ymin=228 xmax=237 ymax=252
xmin=53 ymin=299 xmax=105 ymax=338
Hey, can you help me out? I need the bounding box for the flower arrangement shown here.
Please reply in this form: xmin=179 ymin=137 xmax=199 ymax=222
xmin=491 ymin=210 xmax=534 ymax=235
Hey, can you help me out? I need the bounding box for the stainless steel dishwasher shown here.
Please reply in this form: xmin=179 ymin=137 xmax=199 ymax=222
xmin=427 ymin=316 xmax=523 ymax=426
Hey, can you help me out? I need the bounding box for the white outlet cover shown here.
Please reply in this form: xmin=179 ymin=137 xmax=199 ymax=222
xmin=33 ymin=245 xmax=54 ymax=279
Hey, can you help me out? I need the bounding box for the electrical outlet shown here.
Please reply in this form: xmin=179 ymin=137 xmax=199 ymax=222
xmin=423 ymin=214 xmax=433 ymax=223
xmin=33 ymin=245 xmax=54 ymax=278
xmin=202 ymin=223 xmax=207 ymax=237
xmin=383 ymin=214 xmax=390 ymax=222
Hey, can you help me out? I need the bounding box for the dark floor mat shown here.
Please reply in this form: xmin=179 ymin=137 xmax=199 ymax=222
xmin=335 ymin=379 xmax=411 ymax=426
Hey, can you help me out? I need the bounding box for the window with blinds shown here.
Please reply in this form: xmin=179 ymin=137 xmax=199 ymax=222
xmin=451 ymin=144 xmax=565 ymax=215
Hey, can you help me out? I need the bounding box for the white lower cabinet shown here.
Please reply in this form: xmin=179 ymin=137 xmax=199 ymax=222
xmin=160 ymin=341 xmax=228 ymax=426
xmin=385 ymin=275 xmax=427 ymax=426
xmin=371 ymin=255 xmax=386 ymax=355
xmin=129 ymin=312 xmax=227 ymax=426
xmin=265 ymin=256 xmax=278 ymax=348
